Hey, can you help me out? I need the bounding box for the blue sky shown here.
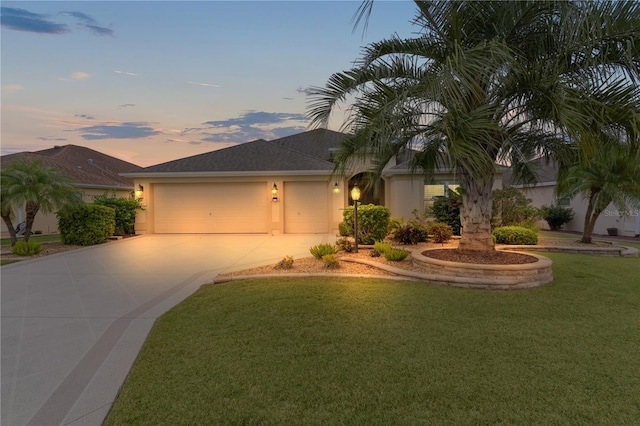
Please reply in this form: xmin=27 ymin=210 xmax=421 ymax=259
xmin=1 ymin=1 xmax=416 ymax=166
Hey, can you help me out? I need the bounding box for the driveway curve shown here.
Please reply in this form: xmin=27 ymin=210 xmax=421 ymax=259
xmin=1 ymin=234 xmax=334 ymax=426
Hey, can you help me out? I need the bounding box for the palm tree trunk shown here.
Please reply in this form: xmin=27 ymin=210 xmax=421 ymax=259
xmin=581 ymin=190 xmax=605 ymax=244
xmin=23 ymin=201 xmax=39 ymax=243
xmin=1 ymin=211 xmax=18 ymax=247
xmin=458 ymin=171 xmax=495 ymax=253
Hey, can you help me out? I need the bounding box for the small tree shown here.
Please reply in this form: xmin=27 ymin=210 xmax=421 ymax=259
xmin=557 ymin=141 xmax=640 ymax=243
xmin=431 ymin=188 xmax=462 ymax=235
xmin=492 ymin=188 xmax=541 ymax=228
xmin=541 ymin=205 xmax=575 ymax=231
xmin=0 ymin=159 xmax=80 ymax=244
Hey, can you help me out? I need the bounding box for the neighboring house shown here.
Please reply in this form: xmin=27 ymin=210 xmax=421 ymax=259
xmin=504 ymin=159 xmax=640 ymax=237
xmin=1 ymin=145 xmax=142 ymax=236
xmin=123 ymin=129 xmax=504 ymax=235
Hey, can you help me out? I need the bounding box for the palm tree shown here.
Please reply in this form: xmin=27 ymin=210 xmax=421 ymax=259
xmin=0 ymin=159 xmax=80 ymax=244
xmin=557 ymin=139 xmax=640 ymax=244
xmin=308 ymin=0 xmax=640 ymax=253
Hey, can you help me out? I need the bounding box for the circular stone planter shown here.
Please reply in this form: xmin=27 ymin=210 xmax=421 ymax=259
xmin=411 ymin=249 xmax=553 ymax=290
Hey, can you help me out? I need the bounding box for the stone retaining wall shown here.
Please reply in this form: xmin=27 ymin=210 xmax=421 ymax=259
xmin=498 ymin=245 xmax=638 ymax=257
xmin=410 ymin=249 xmax=554 ymax=290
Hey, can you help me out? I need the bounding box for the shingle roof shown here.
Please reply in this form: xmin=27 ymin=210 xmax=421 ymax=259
xmin=0 ymin=145 xmax=142 ymax=188
xmin=502 ymin=157 xmax=559 ymax=187
xmin=134 ymin=129 xmax=348 ymax=174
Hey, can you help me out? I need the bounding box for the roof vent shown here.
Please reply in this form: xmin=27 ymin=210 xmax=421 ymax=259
xmin=328 ymin=147 xmax=338 ymax=161
xmin=87 ymin=159 xmax=93 ymax=164
xmin=54 ymin=145 xmax=61 ymax=149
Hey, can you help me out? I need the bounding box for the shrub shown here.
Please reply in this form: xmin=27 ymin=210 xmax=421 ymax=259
xmin=370 ymin=249 xmax=381 ymax=257
xmin=383 ymin=248 xmax=409 ymax=261
xmin=11 ymin=240 xmax=42 ymax=256
xmin=336 ymin=237 xmax=354 ymax=253
xmin=387 ymin=217 xmax=404 ymax=236
xmin=432 ymin=189 xmax=462 ymax=235
xmin=93 ymin=195 xmax=144 ymax=236
xmin=428 ymin=222 xmax=453 ymax=243
xmin=392 ymin=223 xmax=429 ymax=244
xmin=491 ymin=188 xmax=542 ymax=227
xmin=322 ymin=254 xmax=340 ymax=269
xmin=542 ymin=205 xmax=575 ymax=231
xmin=341 ymin=204 xmax=391 ymax=244
xmin=57 ymin=204 xmax=115 ymax=246
xmin=338 ymin=221 xmax=350 ymax=237
xmin=373 ymin=241 xmax=393 ymax=255
xmin=492 ymin=226 xmax=538 ymax=245
xmin=309 ymin=243 xmax=338 ymax=259
xmin=275 ymin=256 xmax=294 ymax=270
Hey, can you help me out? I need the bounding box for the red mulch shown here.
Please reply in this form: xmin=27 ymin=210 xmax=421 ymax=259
xmin=422 ymin=249 xmax=538 ymax=265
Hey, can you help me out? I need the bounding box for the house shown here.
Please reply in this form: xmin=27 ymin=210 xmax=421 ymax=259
xmin=123 ymin=129 xmax=504 ymax=235
xmin=1 ymin=145 xmax=142 ymax=235
xmin=504 ymin=159 xmax=640 ymax=237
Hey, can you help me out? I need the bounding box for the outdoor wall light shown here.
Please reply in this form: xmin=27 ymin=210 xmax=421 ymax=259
xmin=272 ymin=183 xmax=279 ymax=201
xmin=138 ymin=184 xmax=144 ymax=192
xmin=351 ymin=184 xmax=361 ymax=253
xmin=333 ymin=182 xmax=340 ymax=194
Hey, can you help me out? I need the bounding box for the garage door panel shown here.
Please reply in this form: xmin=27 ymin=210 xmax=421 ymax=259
xmin=284 ymin=182 xmax=328 ymax=233
xmin=154 ymin=183 xmax=268 ymax=233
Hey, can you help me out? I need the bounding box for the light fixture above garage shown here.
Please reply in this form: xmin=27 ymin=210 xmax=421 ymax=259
xmin=272 ymin=183 xmax=279 ymax=201
xmin=333 ymin=182 xmax=340 ymax=194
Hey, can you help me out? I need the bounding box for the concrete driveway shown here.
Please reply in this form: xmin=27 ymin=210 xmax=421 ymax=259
xmin=1 ymin=234 xmax=335 ymax=426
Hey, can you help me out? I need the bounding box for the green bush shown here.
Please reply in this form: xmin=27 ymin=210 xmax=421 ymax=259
xmin=392 ymin=222 xmax=429 ymax=244
xmin=432 ymin=189 xmax=462 ymax=235
xmin=322 ymin=254 xmax=340 ymax=269
xmin=341 ymin=204 xmax=391 ymax=244
xmin=310 ymin=243 xmax=339 ymax=259
xmin=338 ymin=221 xmax=350 ymax=237
xmin=373 ymin=241 xmax=393 ymax=255
xmin=57 ymin=204 xmax=115 ymax=246
xmin=428 ymin=222 xmax=453 ymax=244
xmin=491 ymin=188 xmax=542 ymax=227
xmin=492 ymin=226 xmax=538 ymax=245
xmin=11 ymin=240 xmax=42 ymax=256
xmin=93 ymin=195 xmax=144 ymax=236
xmin=370 ymin=249 xmax=381 ymax=257
xmin=336 ymin=237 xmax=354 ymax=253
xmin=275 ymin=256 xmax=294 ymax=270
xmin=383 ymin=248 xmax=409 ymax=261
xmin=542 ymin=205 xmax=575 ymax=231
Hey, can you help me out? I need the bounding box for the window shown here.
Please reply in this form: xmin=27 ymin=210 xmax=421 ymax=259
xmin=557 ymin=197 xmax=570 ymax=207
xmin=424 ymin=182 xmax=459 ymax=212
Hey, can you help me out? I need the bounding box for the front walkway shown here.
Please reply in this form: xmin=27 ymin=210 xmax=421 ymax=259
xmin=1 ymin=234 xmax=335 ymax=426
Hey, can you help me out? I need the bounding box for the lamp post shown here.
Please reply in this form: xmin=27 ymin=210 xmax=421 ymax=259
xmin=350 ymin=183 xmax=361 ymax=253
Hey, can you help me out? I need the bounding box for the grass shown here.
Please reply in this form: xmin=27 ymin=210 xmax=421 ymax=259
xmin=1 ymin=234 xmax=61 ymax=266
xmin=0 ymin=234 xmax=61 ymax=246
xmin=106 ymin=249 xmax=640 ymax=425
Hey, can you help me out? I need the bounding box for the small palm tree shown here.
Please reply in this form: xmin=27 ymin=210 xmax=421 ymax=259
xmin=557 ymin=140 xmax=640 ymax=244
xmin=1 ymin=159 xmax=80 ymax=244
xmin=308 ymin=0 xmax=640 ymax=253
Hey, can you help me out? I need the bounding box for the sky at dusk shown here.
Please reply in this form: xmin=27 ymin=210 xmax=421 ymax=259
xmin=1 ymin=1 xmax=416 ymax=167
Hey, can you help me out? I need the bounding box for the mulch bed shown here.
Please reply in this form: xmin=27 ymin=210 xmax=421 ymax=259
xmin=423 ymin=249 xmax=538 ymax=265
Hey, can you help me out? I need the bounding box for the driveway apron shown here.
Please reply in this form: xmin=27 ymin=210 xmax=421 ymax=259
xmin=1 ymin=234 xmax=334 ymax=426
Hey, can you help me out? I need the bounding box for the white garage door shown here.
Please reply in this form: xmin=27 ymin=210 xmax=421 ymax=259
xmin=154 ymin=183 xmax=269 ymax=233
xmin=284 ymin=182 xmax=328 ymax=233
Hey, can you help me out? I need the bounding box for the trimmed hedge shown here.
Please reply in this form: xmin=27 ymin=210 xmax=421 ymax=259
xmin=57 ymin=204 xmax=116 ymax=246
xmin=93 ymin=195 xmax=143 ymax=236
xmin=340 ymin=204 xmax=391 ymax=245
xmin=492 ymin=226 xmax=538 ymax=245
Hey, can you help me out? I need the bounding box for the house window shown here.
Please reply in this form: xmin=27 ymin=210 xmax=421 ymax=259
xmin=424 ymin=182 xmax=459 ymax=212
xmin=557 ymin=197 xmax=570 ymax=207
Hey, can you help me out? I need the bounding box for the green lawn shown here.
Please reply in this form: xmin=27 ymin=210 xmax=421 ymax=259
xmin=0 ymin=234 xmax=61 ymax=246
xmin=106 ymin=249 xmax=640 ymax=425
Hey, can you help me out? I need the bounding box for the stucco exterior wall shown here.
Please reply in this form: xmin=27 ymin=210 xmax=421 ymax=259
xmin=521 ymin=184 xmax=640 ymax=237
